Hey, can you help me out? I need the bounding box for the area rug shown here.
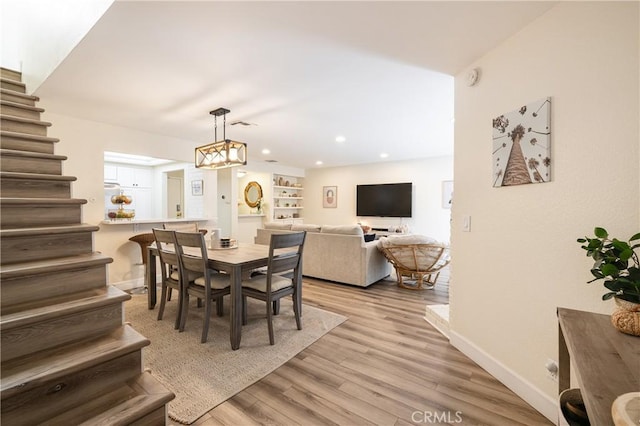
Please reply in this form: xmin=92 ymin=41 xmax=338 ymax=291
xmin=124 ymin=294 xmax=346 ymax=424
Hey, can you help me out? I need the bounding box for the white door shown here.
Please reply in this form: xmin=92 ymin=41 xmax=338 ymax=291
xmin=167 ymin=176 xmax=184 ymax=219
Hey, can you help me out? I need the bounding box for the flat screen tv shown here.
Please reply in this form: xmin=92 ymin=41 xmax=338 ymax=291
xmin=356 ymin=183 xmax=412 ymax=218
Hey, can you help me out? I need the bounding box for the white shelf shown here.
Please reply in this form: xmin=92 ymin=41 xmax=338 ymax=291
xmin=272 ymin=174 xmax=304 ymax=222
xmin=274 ymin=185 xmax=304 ymax=190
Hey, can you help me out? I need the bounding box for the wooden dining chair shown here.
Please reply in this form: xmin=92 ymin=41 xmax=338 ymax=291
xmin=241 ymin=231 xmax=306 ymax=345
xmin=173 ymin=231 xmax=231 ymax=343
xmin=152 ymin=228 xmax=188 ymax=329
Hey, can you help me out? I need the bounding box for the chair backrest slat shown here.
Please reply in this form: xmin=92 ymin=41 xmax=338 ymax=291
xmin=173 ymin=231 xmax=209 ymax=276
xmin=152 ymin=228 xmax=180 ymax=280
xmin=268 ymin=232 xmax=306 ymax=277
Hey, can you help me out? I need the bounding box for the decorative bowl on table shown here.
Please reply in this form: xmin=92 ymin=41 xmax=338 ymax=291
xmin=210 ymin=238 xmax=238 ymax=249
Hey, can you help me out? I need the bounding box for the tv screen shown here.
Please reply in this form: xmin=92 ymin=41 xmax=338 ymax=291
xmin=356 ymin=183 xmax=412 ymax=218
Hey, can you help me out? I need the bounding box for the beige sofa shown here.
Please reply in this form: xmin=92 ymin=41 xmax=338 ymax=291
xmin=254 ymin=223 xmax=392 ymax=287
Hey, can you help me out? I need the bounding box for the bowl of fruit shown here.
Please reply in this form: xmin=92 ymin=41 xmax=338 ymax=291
xmin=110 ymin=194 xmax=132 ymax=205
xmin=107 ymin=209 xmax=135 ymax=220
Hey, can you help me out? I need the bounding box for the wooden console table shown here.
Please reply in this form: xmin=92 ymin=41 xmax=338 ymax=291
xmin=557 ymin=308 xmax=640 ymax=425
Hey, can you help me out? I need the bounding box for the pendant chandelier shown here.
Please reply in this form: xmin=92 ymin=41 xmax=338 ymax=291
xmin=195 ymin=108 xmax=247 ymax=169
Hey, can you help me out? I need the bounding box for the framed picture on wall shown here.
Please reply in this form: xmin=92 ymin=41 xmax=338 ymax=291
xmin=323 ymin=186 xmax=337 ymax=208
xmin=492 ymin=97 xmax=551 ymax=187
xmin=191 ymin=180 xmax=203 ymax=196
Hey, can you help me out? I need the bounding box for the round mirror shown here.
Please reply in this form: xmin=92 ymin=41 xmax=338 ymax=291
xmin=244 ymin=181 xmax=263 ymax=208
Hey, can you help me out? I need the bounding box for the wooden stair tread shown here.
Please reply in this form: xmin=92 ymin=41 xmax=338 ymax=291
xmin=0 ymin=252 xmax=113 ymax=280
xmin=0 ymin=171 xmax=76 ymax=181
xmin=0 ymin=148 xmax=67 ymax=160
xmin=0 ymin=286 xmax=130 ymax=330
xmin=0 ymin=114 xmax=52 ymax=127
xmin=0 ymin=130 xmax=59 ymax=143
xmin=1 ymin=325 xmax=150 ymax=397
xmin=0 ymin=100 xmax=44 ymax=113
xmin=0 ymin=77 xmax=26 ymax=88
xmin=0 ymin=88 xmax=38 ymax=101
xmin=52 ymin=371 xmax=175 ymax=426
xmin=0 ymin=223 xmax=100 ymax=237
xmin=1 ymin=197 xmax=87 ymax=205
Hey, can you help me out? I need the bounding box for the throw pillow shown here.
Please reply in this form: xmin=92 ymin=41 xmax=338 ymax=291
xmin=364 ymin=233 xmax=376 ymax=243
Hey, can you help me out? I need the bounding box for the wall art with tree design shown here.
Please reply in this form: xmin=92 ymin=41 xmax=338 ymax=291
xmin=492 ymin=97 xmax=551 ymax=187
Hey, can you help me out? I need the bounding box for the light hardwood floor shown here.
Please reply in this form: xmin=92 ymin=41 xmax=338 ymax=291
xmin=188 ymin=271 xmax=552 ymax=426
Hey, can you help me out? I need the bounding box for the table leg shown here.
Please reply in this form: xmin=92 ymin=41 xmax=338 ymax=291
xmin=146 ymin=248 xmax=157 ymax=310
xmin=230 ymin=265 xmax=243 ymax=350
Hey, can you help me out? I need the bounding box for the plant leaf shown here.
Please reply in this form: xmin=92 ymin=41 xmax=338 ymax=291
xmin=619 ymin=248 xmax=633 ymax=261
xmin=601 ymin=264 xmax=619 ymax=277
xmin=594 ymin=227 xmax=608 ymax=238
xmin=612 ymin=240 xmax=630 ymax=252
xmin=629 ymin=232 xmax=640 ymax=242
xmin=602 ymin=292 xmax=616 ymax=300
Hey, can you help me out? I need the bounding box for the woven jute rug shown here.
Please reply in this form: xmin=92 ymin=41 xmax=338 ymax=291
xmin=125 ymin=293 xmax=346 ymax=424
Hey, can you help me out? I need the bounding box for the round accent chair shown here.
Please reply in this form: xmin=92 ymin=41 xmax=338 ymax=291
xmin=377 ymin=235 xmax=450 ymax=290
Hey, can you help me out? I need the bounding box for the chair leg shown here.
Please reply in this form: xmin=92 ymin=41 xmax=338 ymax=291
xmin=201 ymin=296 xmax=212 ymax=343
xmin=272 ymin=299 xmax=280 ymax=315
xmin=179 ymin=293 xmax=189 ymax=332
xmin=293 ymin=294 xmax=302 ymax=330
xmin=157 ymin=285 xmax=168 ymax=321
xmin=267 ymin=298 xmax=275 ymax=345
xmin=167 ymin=287 xmax=172 ymax=301
xmin=173 ymin=290 xmax=182 ymax=330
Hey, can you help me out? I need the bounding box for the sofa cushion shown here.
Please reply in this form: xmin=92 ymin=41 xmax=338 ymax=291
xmin=378 ymin=234 xmax=439 ymax=248
xmin=264 ymin=222 xmax=293 ymax=230
xmin=320 ymin=225 xmax=364 ymax=236
xmin=291 ymin=224 xmax=321 ymax=232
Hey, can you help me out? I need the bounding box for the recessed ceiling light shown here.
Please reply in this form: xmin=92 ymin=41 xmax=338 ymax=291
xmin=315 ymin=160 xmax=323 ymax=166
xmin=380 ymin=153 xmax=389 ymax=158
xmin=335 ymin=135 xmax=346 ymax=143
xmin=261 ymin=148 xmax=271 ymax=155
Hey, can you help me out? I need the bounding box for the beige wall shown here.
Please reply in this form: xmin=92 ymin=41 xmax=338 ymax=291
xmin=305 ymin=156 xmax=453 ymax=243
xmin=450 ymin=2 xmax=639 ymax=420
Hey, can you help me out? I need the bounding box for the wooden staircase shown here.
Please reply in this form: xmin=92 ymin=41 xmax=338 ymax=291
xmin=0 ymin=68 xmax=174 ymax=424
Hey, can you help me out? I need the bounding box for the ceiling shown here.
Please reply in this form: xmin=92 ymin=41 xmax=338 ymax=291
xmin=35 ymin=1 xmax=556 ymax=169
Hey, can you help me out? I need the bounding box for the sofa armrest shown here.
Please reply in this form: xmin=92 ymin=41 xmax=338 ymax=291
xmin=363 ymin=240 xmax=393 ymax=284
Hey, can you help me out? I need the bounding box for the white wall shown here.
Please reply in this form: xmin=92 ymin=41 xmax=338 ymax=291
xmin=450 ymin=2 xmax=639 ymax=421
xmin=0 ymin=0 xmax=113 ymax=92
xmin=304 ymin=156 xmax=453 ymax=243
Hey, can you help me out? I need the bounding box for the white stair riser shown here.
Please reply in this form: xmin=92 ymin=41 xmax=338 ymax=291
xmin=1 ymin=156 xmax=62 ymax=175
xmin=0 ymin=118 xmax=49 ymax=136
xmin=0 ymin=134 xmax=56 ymax=154
xmin=0 ymin=103 xmax=41 ymax=120
xmin=0 ymin=80 xmax=25 ymax=93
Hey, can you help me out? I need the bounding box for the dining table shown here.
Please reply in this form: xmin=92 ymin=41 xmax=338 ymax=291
xmin=145 ymin=242 xmax=297 ymax=350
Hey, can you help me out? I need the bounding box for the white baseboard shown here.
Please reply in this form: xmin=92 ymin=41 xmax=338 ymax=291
xmin=449 ymin=330 xmax=558 ymax=425
xmin=110 ymin=277 xmax=148 ymax=292
xmin=424 ymin=304 xmax=450 ymax=338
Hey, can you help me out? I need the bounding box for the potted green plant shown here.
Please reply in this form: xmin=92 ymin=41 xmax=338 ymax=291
xmin=577 ymin=227 xmax=640 ymax=336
